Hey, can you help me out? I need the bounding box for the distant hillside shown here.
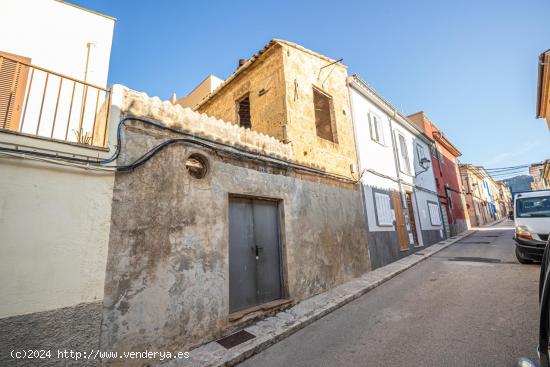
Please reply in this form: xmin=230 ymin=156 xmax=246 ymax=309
xmin=500 ymin=175 xmax=533 ymax=196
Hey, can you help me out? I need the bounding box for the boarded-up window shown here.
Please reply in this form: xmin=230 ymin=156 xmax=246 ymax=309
xmin=428 ymin=202 xmax=442 ymax=226
xmin=0 ymin=51 xmax=31 ymax=131
xmin=237 ymin=95 xmax=251 ymax=129
xmin=313 ymin=87 xmax=335 ymax=142
xmin=374 ymin=192 xmax=393 ymax=226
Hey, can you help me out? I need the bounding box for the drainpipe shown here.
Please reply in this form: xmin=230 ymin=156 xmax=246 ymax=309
xmin=84 ymin=42 xmax=95 ymax=82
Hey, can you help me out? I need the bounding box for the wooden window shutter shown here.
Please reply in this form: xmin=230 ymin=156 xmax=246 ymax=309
xmin=237 ymin=95 xmax=251 ymax=128
xmin=0 ymin=51 xmax=31 ymax=131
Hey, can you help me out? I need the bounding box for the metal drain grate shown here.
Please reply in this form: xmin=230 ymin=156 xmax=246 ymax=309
xmin=462 ymin=241 xmax=493 ymax=244
xmin=217 ymin=330 xmax=256 ymax=349
xmin=448 ymin=257 xmax=501 ymax=263
xmin=414 ymin=253 xmax=425 ymax=255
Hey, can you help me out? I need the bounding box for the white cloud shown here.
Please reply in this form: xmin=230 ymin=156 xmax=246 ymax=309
xmin=483 ymin=140 xmax=543 ymax=167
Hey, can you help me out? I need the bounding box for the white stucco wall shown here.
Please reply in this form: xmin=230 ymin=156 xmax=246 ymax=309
xmin=0 ymin=0 xmax=114 ymax=86
xmin=392 ymin=122 xmax=441 ymax=232
xmin=0 ymin=0 xmax=115 ymax=142
xmin=0 ymin=82 xmax=123 ymax=318
xmin=349 ymin=84 xmax=399 ymax=232
xmin=0 ymin=158 xmax=115 ymax=317
xmin=348 ymin=78 xmax=442 ymax=241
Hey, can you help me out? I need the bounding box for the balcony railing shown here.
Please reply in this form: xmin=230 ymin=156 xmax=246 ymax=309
xmin=0 ymin=55 xmax=111 ymax=148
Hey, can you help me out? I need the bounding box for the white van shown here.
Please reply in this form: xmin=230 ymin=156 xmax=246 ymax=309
xmin=514 ymin=190 xmax=550 ymax=263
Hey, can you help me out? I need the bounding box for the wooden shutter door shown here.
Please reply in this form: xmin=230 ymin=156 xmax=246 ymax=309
xmin=391 ymin=191 xmax=409 ymax=251
xmin=0 ymin=51 xmax=31 ymax=131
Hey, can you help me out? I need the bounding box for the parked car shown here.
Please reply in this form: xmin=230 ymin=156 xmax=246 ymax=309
xmin=516 ymin=237 xmax=550 ymax=367
xmin=514 ymin=190 xmax=550 ymax=264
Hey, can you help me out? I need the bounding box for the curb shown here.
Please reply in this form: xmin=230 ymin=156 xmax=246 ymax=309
xmin=479 ymin=217 xmax=508 ymax=228
xmin=166 ymin=230 xmax=475 ymax=367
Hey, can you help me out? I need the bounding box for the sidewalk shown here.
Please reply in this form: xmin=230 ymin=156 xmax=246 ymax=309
xmin=478 ymin=217 xmax=509 ymax=228
xmin=164 ymin=230 xmax=475 ymax=367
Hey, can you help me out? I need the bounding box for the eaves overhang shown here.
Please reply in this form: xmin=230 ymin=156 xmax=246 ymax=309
xmin=195 ymin=39 xmax=346 ymax=111
xmin=55 ymin=0 xmax=116 ymax=21
xmin=432 ymin=131 xmax=462 ymax=157
xmin=347 ymin=74 xmax=434 ymax=145
xmin=536 ymin=49 xmax=550 ymax=120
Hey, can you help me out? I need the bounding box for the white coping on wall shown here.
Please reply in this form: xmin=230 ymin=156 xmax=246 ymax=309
xmin=119 ymin=85 xmax=293 ymax=161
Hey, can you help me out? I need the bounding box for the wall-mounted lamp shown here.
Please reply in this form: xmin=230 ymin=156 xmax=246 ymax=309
xmin=420 ymin=158 xmax=431 ymax=170
xmin=415 ymin=158 xmax=431 ymax=177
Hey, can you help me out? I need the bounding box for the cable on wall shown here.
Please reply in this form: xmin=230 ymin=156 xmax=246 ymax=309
xmin=0 ymin=116 xmax=360 ymax=184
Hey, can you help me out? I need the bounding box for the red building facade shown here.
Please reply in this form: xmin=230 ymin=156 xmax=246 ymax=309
xmin=408 ymin=112 xmax=469 ymax=236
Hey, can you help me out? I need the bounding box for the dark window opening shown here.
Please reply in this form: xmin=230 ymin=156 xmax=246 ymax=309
xmin=313 ymin=88 xmax=335 ymax=142
xmin=237 ymin=96 xmax=251 ymax=129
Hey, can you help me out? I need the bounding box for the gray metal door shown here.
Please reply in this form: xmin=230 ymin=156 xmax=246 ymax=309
xmin=229 ymin=197 xmax=282 ymax=313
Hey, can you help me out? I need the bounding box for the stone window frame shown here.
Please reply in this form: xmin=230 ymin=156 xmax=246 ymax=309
xmin=311 ymin=85 xmax=338 ymax=144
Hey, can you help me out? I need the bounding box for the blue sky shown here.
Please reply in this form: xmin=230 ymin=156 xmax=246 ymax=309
xmin=73 ymin=0 xmax=550 ymax=176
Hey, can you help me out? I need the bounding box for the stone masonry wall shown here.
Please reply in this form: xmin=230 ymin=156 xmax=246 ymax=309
xmin=197 ymin=44 xmax=288 ymax=142
xmin=281 ymin=42 xmax=358 ymax=179
xmin=100 ymin=89 xmax=370 ymax=362
xmin=196 ymin=40 xmax=359 ymax=179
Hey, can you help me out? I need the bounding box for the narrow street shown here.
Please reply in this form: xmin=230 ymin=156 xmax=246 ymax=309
xmin=238 ymin=221 xmax=540 ymax=367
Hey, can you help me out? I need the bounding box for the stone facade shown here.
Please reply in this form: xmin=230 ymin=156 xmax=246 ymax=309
xmin=460 ymin=164 xmax=509 ymax=226
xmin=530 ymin=162 xmax=550 ymax=191
xmin=100 ymin=87 xmax=370 ymax=362
xmin=460 ymin=165 xmax=489 ymax=226
xmin=196 ymin=40 xmax=358 ymax=179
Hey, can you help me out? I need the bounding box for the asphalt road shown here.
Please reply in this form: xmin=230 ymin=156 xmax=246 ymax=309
xmin=238 ymin=221 xmax=540 ymax=367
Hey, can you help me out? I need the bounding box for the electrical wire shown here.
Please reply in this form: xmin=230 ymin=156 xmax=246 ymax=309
xmin=485 ymin=164 xmax=531 ymax=171
xmin=0 ymin=116 xmax=359 ymax=183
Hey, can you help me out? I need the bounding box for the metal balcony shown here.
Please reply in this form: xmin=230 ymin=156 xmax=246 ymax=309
xmin=0 ymin=54 xmax=111 ymax=148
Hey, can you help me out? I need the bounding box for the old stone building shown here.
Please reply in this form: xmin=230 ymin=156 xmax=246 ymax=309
xmin=97 ymin=81 xmax=371 ymax=361
xmin=460 ymin=164 xmax=509 ymax=226
xmin=460 ymin=165 xmax=491 ymax=227
xmin=530 ymin=162 xmax=550 ymax=190
xmin=193 ymin=39 xmax=358 ymax=179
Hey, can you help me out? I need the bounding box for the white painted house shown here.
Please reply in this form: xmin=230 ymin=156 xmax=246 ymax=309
xmin=0 ymin=1 xmax=117 ymax=360
xmin=0 ymin=0 xmax=115 ymax=145
xmin=347 ymin=75 xmax=444 ymax=269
